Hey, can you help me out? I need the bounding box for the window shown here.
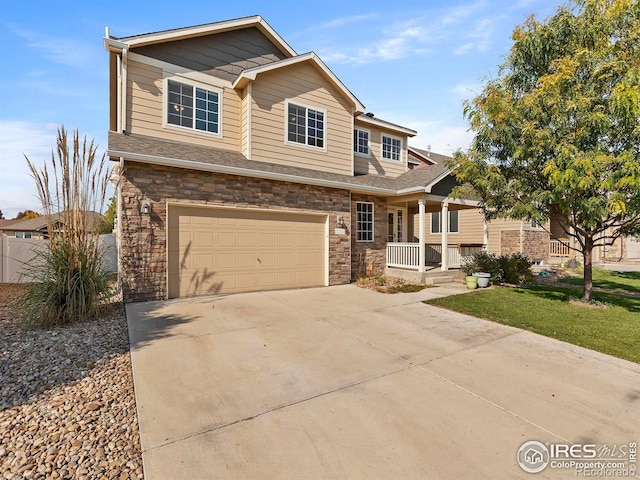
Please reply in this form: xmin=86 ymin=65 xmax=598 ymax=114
xmin=354 ymin=128 xmax=370 ymax=156
xmin=530 ymin=219 xmax=544 ymax=229
xmin=167 ymin=79 xmax=220 ymax=134
xmin=431 ymin=211 xmax=459 ymax=234
xmin=287 ymin=102 xmax=325 ymax=148
xmin=381 ymin=134 xmax=402 ymax=161
xmin=15 ymin=232 xmax=32 ymax=239
xmin=356 ymin=202 xmax=374 ymax=242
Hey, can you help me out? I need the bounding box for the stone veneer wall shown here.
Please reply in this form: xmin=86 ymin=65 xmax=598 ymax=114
xmin=350 ymin=194 xmax=388 ymax=280
xmin=500 ymin=229 xmax=550 ymax=262
xmin=500 ymin=230 xmax=521 ymax=256
xmin=120 ymin=162 xmax=351 ymax=302
xmin=523 ymin=230 xmax=550 ymax=263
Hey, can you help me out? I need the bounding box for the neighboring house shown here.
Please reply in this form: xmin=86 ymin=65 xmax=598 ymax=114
xmin=104 ymin=16 xmax=484 ymax=302
xmin=1 ymin=216 xmax=49 ymax=239
xmin=0 ymin=219 xmax=19 ymax=237
xmin=0 ymin=212 xmax=104 ymax=239
xmin=407 ymin=147 xmax=552 ymax=263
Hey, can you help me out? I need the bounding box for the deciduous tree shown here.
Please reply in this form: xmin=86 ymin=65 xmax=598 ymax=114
xmin=454 ymin=0 xmax=640 ymax=301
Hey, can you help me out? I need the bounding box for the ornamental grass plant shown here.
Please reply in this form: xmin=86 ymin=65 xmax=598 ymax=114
xmin=20 ymin=127 xmax=113 ymax=327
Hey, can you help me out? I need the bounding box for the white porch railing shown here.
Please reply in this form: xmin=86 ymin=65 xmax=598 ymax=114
xmin=386 ymin=243 xmax=420 ymax=268
xmin=549 ymin=239 xmax=570 ymax=256
xmin=387 ymin=243 xmax=484 ymax=270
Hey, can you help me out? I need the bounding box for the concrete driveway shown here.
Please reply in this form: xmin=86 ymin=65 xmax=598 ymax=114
xmin=126 ymin=284 xmax=639 ymax=479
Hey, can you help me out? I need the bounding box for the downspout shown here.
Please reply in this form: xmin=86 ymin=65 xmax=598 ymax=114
xmin=246 ymin=82 xmax=252 ymax=160
xmin=116 ymin=157 xmax=124 ymax=294
xmin=116 ymin=53 xmax=122 ymax=132
xmin=121 ymin=48 xmax=128 ymax=133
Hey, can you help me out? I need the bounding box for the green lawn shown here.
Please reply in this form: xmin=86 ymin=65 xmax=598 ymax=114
xmin=425 ymin=285 xmax=640 ymax=363
xmin=560 ymin=268 xmax=640 ymax=294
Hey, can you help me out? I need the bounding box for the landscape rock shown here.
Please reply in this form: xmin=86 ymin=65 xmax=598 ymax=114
xmin=0 ymin=284 xmax=143 ymax=479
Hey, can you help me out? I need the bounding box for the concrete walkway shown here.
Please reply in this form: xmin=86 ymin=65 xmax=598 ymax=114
xmin=126 ymin=284 xmax=639 ymax=479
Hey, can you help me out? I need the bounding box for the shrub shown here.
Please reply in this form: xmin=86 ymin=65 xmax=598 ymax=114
xmin=20 ymin=127 xmax=113 ymax=327
xmin=462 ymin=251 xmax=534 ymax=286
xmin=499 ymin=253 xmax=535 ymax=285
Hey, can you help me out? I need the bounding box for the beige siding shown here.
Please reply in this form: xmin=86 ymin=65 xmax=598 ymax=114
xmin=415 ymin=208 xmax=486 ymax=244
xmin=250 ymin=63 xmax=353 ymax=175
xmin=487 ymin=219 xmax=523 ymax=254
xmin=241 ymin=87 xmax=249 ymax=157
xmin=354 ymin=120 xmax=408 ymax=177
xmin=126 ymin=59 xmax=242 ymax=151
xmin=132 ymin=27 xmax=288 ymax=83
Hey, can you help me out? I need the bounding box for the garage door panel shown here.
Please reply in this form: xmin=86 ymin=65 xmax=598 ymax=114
xmin=276 ymin=234 xmax=293 ymax=247
xmin=169 ymin=206 xmax=327 ymax=298
xmin=192 ymin=253 xmax=215 ymax=269
xmin=193 ymin=232 xmax=214 ymax=248
xmin=258 ymin=233 xmax=276 ymax=247
xmin=237 ymin=253 xmax=255 ymax=268
xmin=238 ymin=233 xmax=256 ymax=247
xmin=256 ymin=253 xmax=276 ymax=267
xmin=218 ymin=232 xmax=237 ymax=247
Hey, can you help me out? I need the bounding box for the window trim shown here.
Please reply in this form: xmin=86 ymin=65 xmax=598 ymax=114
xmin=163 ymin=74 xmax=223 ymax=138
xmin=356 ymin=201 xmax=374 ymax=243
xmin=284 ymin=99 xmax=327 ymax=152
xmin=354 ymin=127 xmax=371 ymax=157
xmin=529 ymin=219 xmax=545 ymax=230
xmin=381 ymin=133 xmax=403 ymax=162
xmin=15 ymin=232 xmax=33 ymax=239
xmin=430 ymin=211 xmax=459 ymax=234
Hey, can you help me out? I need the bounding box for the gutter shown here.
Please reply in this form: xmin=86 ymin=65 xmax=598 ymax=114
xmin=105 ymin=150 xmax=481 ymax=205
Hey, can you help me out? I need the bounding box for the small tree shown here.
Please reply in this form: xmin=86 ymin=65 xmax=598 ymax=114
xmin=21 ymin=126 xmax=112 ymax=326
xmin=454 ymin=0 xmax=640 ymax=302
xmin=100 ymin=195 xmax=117 ymax=234
xmin=0 ymin=210 xmax=4 ymax=219
xmin=15 ymin=210 xmax=41 ymax=220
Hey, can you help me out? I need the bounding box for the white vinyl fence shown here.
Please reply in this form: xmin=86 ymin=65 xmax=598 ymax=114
xmin=0 ymin=234 xmax=117 ymax=283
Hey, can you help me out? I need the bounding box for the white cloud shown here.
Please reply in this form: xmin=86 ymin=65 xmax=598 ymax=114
xmin=317 ymin=13 xmax=380 ymax=29
xmin=313 ymin=1 xmax=499 ymax=66
xmin=9 ymin=26 xmax=97 ymax=69
xmin=442 ymin=0 xmax=487 ymax=25
xmin=402 ymin=119 xmax=475 ymax=155
xmin=0 ymin=121 xmax=57 ymax=218
xmin=319 ymin=20 xmax=430 ymax=64
xmin=453 ymin=17 xmax=501 ymax=56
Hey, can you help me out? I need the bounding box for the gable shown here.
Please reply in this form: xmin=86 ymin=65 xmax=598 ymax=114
xmin=132 ymin=27 xmax=288 ymax=82
xmin=430 ymin=175 xmax=460 ymax=197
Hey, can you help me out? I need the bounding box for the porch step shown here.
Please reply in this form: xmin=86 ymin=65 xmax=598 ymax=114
xmin=385 ymin=267 xmax=464 ymax=285
xmin=424 ymin=274 xmax=463 ymax=286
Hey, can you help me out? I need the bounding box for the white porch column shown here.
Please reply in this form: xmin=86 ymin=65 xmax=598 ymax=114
xmin=418 ymin=198 xmax=426 ymax=273
xmin=483 ymin=220 xmax=489 ymax=252
xmin=441 ymin=200 xmax=449 ymax=271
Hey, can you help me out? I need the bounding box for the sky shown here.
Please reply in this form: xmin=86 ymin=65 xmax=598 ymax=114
xmin=0 ymin=0 xmax=558 ymax=219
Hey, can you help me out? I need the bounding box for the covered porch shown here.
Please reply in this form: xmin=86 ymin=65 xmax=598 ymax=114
xmin=384 ymin=194 xmax=485 ymax=278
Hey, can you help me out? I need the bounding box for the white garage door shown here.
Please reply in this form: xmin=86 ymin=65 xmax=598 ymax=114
xmin=168 ymin=206 xmax=327 ymax=298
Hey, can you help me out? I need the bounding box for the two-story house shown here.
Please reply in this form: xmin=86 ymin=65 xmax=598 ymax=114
xmin=104 ymin=16 xmax=479 ymax=302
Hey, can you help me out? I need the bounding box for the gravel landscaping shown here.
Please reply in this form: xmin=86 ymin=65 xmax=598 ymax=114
xmin=0 ymin=284 xmax=143 ymax=479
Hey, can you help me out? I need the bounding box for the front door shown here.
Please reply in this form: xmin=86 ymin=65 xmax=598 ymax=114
xmin=387 ymin=208 xmax=407 ymax=242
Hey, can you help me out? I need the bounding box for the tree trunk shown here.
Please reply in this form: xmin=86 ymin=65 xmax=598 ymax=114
xmin=582 ymin=239 xmax=594 ymax=302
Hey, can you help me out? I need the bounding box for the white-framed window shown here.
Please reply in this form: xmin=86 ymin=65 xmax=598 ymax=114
xmin=166 ymin=78 xmax=221 ymax=135
xmin=15 ymin=232 xmax=32 ymax=239
xmin=356 ymin=202 xmax=374 ymax=242
xmin=286 ymin=101 xmax=325 ymax=149
xmin=530 ymin=219 xmax=544 ymax=229
xmin=381 ymin=134 xmax=402 ymax=161
xmin=431 ymin=211 xmax=459 ymax=234
xmin=354 ymin=128 xmax=370 ymax=156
